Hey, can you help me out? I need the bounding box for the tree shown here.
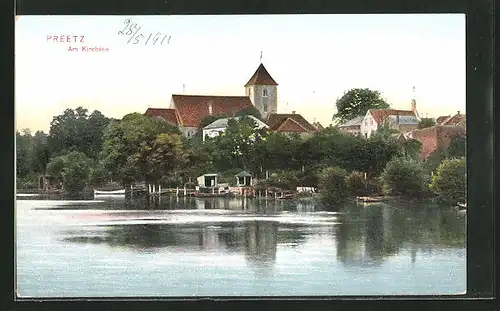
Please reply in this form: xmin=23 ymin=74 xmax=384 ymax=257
xmin=345 ymin=171 xmax=366 ymax=196
xmin=423 ymin=149 xmax=447 ymax=174
xmin=318 ymin=166 xmax=349 ymax=205
xmin=48 ymin=107 xmax=111 ymax=159
xmin=333 ymin=88 xmax=390 ymax=124
xmin=180 ymin=139 xmax=217 ymax=181
xmin=429 ymin=157 xmax=466 ymax=204
xmin=400 ymin=139 xmax=422 ymax=160
xmin=445 ymin=135 xmax=466 ymax=158
xmin=380 ymin=157 xmax=427 ymax=197
xmin=198 ymin=114 xmax=229 ymax=131
xmin=16 ymin=129 xmax=33 ymax=178
xmin=100 ymin=113 xmax=182 ymax=185
xmin=214 ymin=116 xmax=263 ymax=170
xmin=143 ymin=133 xmax=185 ymax=182
xmin=30 ymin=131 xmax=51 ymax=174
xmin=46 ymin=151 xmax=92 ymax=196
xmin=371 ymin=122 xmax=400 ymax=141
xmin=89 ymin=163 xmax=112 ymax=187
xmin=235 ymin=106 xmax=262 ymax=120
xmin=418 ymin=117 xmax=436 ymax=129
xmin=362 ymin=137 xmax=402 ymax=176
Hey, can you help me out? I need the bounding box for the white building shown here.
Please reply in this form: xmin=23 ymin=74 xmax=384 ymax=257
xmin=360 ymin=109 xmax=420 ymax=138
xmin=202 ymin=115 xmax=269 ymax=141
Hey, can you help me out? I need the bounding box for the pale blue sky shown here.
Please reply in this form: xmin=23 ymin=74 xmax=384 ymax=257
xmin=15 ymin=14 xmax=465 ymax=132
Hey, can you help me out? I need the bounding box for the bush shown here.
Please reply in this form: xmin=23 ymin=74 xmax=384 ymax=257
xmin=255 ymin=170 xmax=300 ymax=190
xmin=160 ymin=176 xmax=183 ymax=188
xmin=220 ymin=168 xmax=244 ymax=186
xmin=380 ymin=157 xmax=427 ymax=197
xmin=345 ymin=171 xmax=366 ymax=196
xmin=296 ymin=169 xmax=320 ymax=188
xmin=16 ymin=174 xmax=39 ymax=190
xmin=89 ymin=164 xmax=111 ymax=187
xmin=46 ymin=151 xmax=92 ymax=196
xmin=429 ymin=157 xmax=466 ymax=204
xmin=423 ymin=149 xmax=446 ymax=174
xmin=318 ymin=166 xmax=349 ymax=205
xmin=366 ymin=178 xmax=383 ymax=195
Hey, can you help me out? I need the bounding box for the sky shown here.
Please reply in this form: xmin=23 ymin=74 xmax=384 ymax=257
xmin=15 ymin=14 xmax=466 ymax=132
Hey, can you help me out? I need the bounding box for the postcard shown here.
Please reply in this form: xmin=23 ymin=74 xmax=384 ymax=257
xmin=15 ymin=14 xmax=466 ymax=297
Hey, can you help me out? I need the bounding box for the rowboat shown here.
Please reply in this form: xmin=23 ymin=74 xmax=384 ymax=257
xmin=356 ymin=196 xmax=386 ymax=203
xmin=94 ymin=189 xmax=126 ymax=196
xmin=456 ymin=202 xmax=467 ymax=210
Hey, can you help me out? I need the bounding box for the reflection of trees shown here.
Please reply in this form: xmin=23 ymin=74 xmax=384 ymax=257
xmin=336 ymin=203 xmax=466 ymax=267
xmin=63 ymin=224 xmax=201 ymax=250
xmin=244 ymin=221 xmax=278 ymax=266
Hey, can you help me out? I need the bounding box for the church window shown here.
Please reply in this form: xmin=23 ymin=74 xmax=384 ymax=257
xmin=262 ymin=88 xmax=268 ymax=97
xmin=263 ymin=102 xmax=268 ymax=112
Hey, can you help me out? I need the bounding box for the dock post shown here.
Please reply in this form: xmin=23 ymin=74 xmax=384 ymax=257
xmin=176 ymin=187 xmax=179 ymax=196
xmin=159 ymin=184 xmax=162 ymax=195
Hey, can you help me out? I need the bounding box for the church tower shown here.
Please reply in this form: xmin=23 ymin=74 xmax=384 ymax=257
xmin=244 ymin=63 xmax=278 ymax=120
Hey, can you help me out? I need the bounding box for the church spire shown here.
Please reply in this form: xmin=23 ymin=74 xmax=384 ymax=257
xmin=411 ymin=86 xmax=419 ymax=118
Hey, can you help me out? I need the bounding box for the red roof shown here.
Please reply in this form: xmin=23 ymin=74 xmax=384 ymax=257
xmin=407 ymin=127 xmax=437 ymax=159
xmin=442 ymin=113 xmax=466 ymax=126
xmin=368 ymin=109 xmax=416 ymax=124
xmin=407 ymin=125 xmax=466 ymax=159
xmin=312 ymin=122 xmax=325 ymax=130
xmin=436 ymin=115 xmax=450 ymax=124
xmin=171 ymin=95 xmax=254 ymax=127
xmin=144 ymin=108 xmax=180 ymax=126
xmin=266 ymin=113 xmax=317 ymax=133
xmin=244 ymin=63 xmax=278 ymax=87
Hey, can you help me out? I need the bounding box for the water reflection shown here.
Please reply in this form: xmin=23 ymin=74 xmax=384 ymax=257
xmin=17 ymin=196 xmax=467 ymax=296
xmin=335 ymin=203 xmax=466 ymax=267
xmin=57 ymin=200 xmax=466 ymax=275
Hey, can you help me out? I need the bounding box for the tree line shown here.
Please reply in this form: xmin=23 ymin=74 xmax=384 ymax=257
xmin=16 ymin=88 xmax=465 ymax=205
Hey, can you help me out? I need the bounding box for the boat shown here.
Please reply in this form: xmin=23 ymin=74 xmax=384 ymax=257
xmin=356 ymin=196 xmax=386 ymax=203
xmin=456 ymin=202 xmax=467 ymax=210
xmin=94 ymin=189 xmax=126 ymax=196
xmin=278 ymin=193 xmax=296 ymax=200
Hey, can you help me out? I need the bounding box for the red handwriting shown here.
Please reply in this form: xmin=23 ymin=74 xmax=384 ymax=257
xmin=47 ymin=35 xmax=85 ymax=43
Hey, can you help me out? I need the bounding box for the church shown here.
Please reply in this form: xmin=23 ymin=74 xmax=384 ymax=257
xmin=144 ymin=63 xmax=318 ymax=138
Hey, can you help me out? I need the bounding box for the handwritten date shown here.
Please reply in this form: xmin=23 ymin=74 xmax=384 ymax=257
xmin=118 ymin=19 xmax=171 ymax=46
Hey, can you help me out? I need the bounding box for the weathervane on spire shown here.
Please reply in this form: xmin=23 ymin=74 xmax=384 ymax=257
xmin=260 ymin=51 xmax=262 ymax=63
xmin=412 ymin=86 xmax=416 ymax=98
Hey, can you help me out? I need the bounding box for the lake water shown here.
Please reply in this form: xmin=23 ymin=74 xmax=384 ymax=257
xmin=15 ymin=195 xmax=466 ymax=297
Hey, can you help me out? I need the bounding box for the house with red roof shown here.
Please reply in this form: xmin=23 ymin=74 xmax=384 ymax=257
xmin=265 ymin=111 xmax=318 ymax=137
xmin=436 ymin=111 xmax=466 ymax=126
xmin=144 ymin=63 xmax=317 ymax=138
xmin=359 ymin=98 xmax=420 ymax=138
